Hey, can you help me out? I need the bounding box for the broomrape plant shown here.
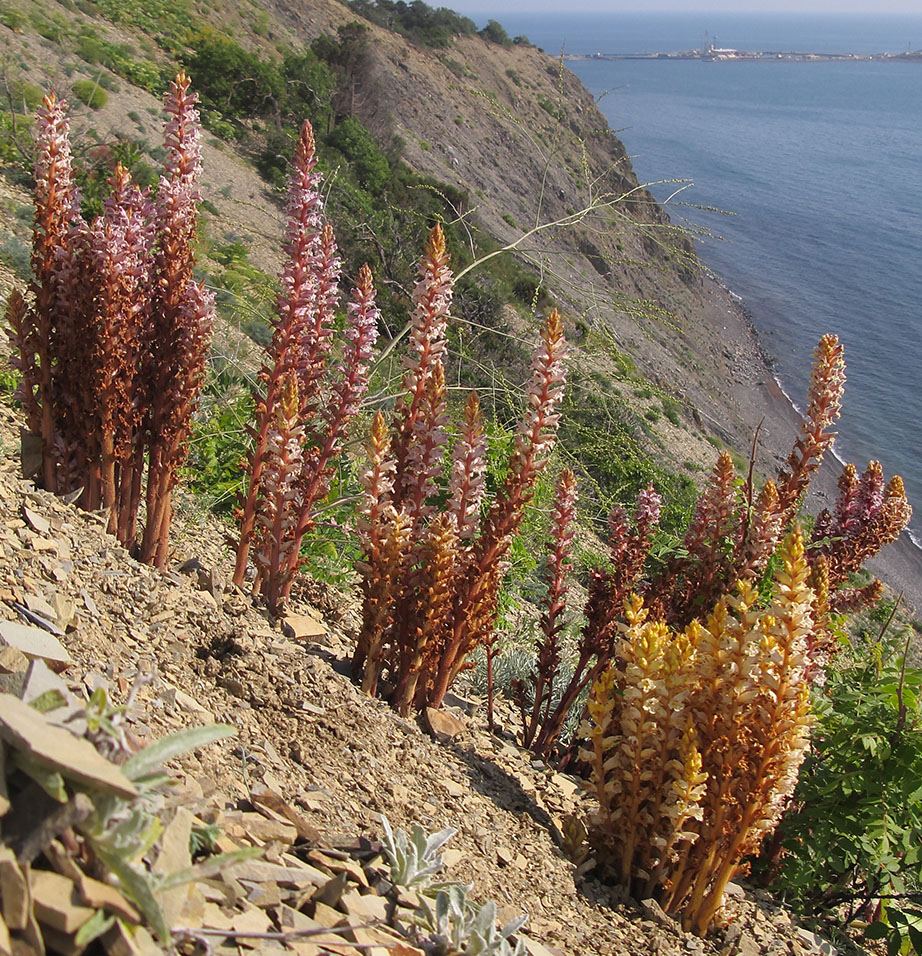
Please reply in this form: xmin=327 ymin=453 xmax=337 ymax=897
xmin=6 ymin=76 xmax=213 ymax=566
xmin=352 ymin=224 xmax=567 ymax=714
xmin=584 ymin=530 xmax=816 ymax=936
xmin=523 ymin=335 xmax=911 ymax=759
xmin=231 ymin=120 xmax=379 ymax=612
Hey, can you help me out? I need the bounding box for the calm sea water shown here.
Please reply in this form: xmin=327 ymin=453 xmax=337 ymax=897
xmin=488 ymin=14 xmax=922 ymax=535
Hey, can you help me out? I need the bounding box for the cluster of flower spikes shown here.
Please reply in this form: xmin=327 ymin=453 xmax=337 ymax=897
xmin=232 ymin=120 xmax=381 ymax=613
xmin=583 ymin=529 xmax=816 ymax=936
xmin=5 ymin=75 xmax=214 ymax=566
xmin=522 ymin=333 xmax=911 ymax=764
xmin=352 ymin=224 xmax=567 ymax=715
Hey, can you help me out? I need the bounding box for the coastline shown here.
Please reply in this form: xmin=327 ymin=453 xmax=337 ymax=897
xmin=700 ymin=274 xmax=922 ymax=614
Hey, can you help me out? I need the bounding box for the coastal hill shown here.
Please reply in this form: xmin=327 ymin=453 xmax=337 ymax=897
xmin=0 ymin=0 xmax=920 ymax=952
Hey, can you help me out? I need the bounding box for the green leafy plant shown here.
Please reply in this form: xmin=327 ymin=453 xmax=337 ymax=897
xmin=72 ymin=78 xmax=108 ymax=109
xmin=381 ymin=818 xmax=526 ymax=956
xmin=380 ymin=815 xmax=456 ymax=889
xmin=769 ymin=623 xmax=922 ymax=938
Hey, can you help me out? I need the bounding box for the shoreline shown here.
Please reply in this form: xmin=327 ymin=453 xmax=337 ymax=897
xmin=702 ymin=273 xmax=922 ymax=614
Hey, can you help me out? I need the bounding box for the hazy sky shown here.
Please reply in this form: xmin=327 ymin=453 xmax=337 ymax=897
xmin=447 ymin=1 xmax=922 ymax=13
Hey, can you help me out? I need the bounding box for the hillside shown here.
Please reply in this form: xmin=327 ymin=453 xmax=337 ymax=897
xmin=0 ymin=401 xmax=842 ymax=956
xmin=1 ymin=1 xmax=920 ymax=953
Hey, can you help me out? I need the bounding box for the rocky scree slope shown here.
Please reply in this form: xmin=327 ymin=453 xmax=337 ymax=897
xmin=0 ymin=399 xmax=844 ymax=956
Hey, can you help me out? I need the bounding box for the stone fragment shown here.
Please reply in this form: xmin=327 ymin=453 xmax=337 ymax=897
xmin=640 ymin=898 xmax=680 ymax=934
xmin=104 ymin=921 xmax=162 ymax=956
xmin=0 ymin=647 xmax=29 ymax=674
xmin=282 ymin=612 xmax=328 ymax=641
xmin=52 ymin=594 xmax=76 ymax=631
xmin=251 ymin=788 xmax=322 ymax=843
xmin=0 ymin=848 xmax=30 ymax=930
xmin=340 ymin=890 xmax=388 ymax=922
xmin=0 ymin=620 xmax=71 ymax=672
xmin=231 ymin=904 xmax=272 ymax=936
xmin=29 ymin=869 xmax=95 ymax=933
xmin=21 ymin=507 xmax=50 ymax=536
xmin=442 ymin=778 xmax=465 ymax=798
xmin=306 ymin=852 xmax=368 ymax=888
xmin=75 ymin=872 xmax=140 ymax=923
xmin=442 ymin=848 xmax=464 ymax=869
xmin=422 ymin=707 xmax=466 ymax=741
xmin=551 ymin=773 xmax=580 ymax=801
xmin=521 ymin=936 xmax=563 ymax=956
xmin=23 ymin=593 xmax=57 ymax=623
xmin=225 ymin=812 xmax=298 ymax=846
xmin=0 ymin=693 xmax=136 ymax=799
xmin=224 ymin=860 xmax=328 ymax=887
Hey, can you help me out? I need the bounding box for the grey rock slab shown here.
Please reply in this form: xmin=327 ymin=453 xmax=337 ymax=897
xmin=0 ymin=693 xmax=136 ymax=799
xmin=0 ymin=620 xmax=71 ymax=672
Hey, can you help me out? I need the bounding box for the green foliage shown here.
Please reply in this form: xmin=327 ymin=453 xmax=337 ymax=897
xmin=479 ymin=19 xmax=512 ymax=47
xmin=185 ymin=390 xmax=252 ymax=512
xmin=348 ymin=0 xmax=477 ymax=48
xmin=0 ymin=4 xmax=27 ymax=30
xmin=328 ymin=116 xmax=390 ymax=193
xmin=559 ymin=374 xmax=696 ymax=539
xmin=72 ymin=78 xmax=108 ymax=109
xmin=75 ymin=34 xmax=163 ymax=93
xmin=381 ymin=816 xmax=457 ymax=889
xmin=76 ymin=0 xmax=195 ymax=41
xmin=381 ymin=818 xmax=527 ymax=956
xmin=771 ymin=627 xmax=922 ymax=935
xmin=185 ymin=31 xmax=283 ymax=119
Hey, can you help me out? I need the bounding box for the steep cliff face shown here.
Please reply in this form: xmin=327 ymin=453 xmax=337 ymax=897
xmin=255 ymin=2 xmax=779 ymax=467
xmin=0 ymin=0 xmax=796 ymax=484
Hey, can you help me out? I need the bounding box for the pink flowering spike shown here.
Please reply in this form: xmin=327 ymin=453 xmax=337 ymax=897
xmin=427 ymin=310 xmax=567 ymax=710
xmin=140 ymin=73 xmax=214 ymax=566
xmin=30 ymin=91 xmax=80 ymax=491
xmin=831 ymin=463 xmax=860 ymax=537
xmin=512 ymin=308 xmax=568 ymax=481
xmin=299 ymin=222 xmax=341 ymax=418
xmin=777 ymin=334 xmax=846 ymax=523
xmin=278 ymin=264 xmax=381 ymax=600
xmin=161 ymin=71 xmax=202 ymax=188
xmin=254 ymin=374 xmax=305 ymax=613
xmin=524 ymin=468 xmax=578 ymax=748
xmin=449 ymin=391 xmax=487 ymax=542
xmin=234 ymin=123 xmax=327 ymax=586
xmin=86 ymin=164 xmax=155 ymax=526
xmin=634 ymin=482 xmax=663 ymax=547
xmin=404 ymin=362 xmax=450 ymax=525
xmin=855 ymin=460 xmax=885 ymax=524
xmin=328 ymin=263 xmax=380 ymax=429
xmin=391 ymin=224 xmax=453 ymax=506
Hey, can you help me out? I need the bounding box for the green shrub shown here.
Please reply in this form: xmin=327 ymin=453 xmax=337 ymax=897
xmin=0 ymin=5 xmax=26 ymax=30
xmin=327 ymin=116 xmax=389 ymax=194
xmin=770 ymin=626 xmax=922 ymax=940
xmin=72 ymin=79 xmax=107 ymax=109
xmin=479 ymin=19 xmax=512 ymax=47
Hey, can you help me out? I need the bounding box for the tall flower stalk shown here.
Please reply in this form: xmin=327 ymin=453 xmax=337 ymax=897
xmin=232 ymin=121 xmax=380 ymax=612
xmin=353 ymin=226 xmax=567 ymax=715
xmin=7 ymin=77 xmax=214 ymax=565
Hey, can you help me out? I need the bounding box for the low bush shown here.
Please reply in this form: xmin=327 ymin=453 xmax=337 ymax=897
xmin=72 ymin=78 xmax=108 ymax=109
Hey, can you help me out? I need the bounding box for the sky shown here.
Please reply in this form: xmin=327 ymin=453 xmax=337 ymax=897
xmin=446 ymin=1 xmax=922 ymax=14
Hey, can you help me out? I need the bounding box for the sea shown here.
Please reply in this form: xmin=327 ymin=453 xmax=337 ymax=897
xmin=483 ymin=13 xmax=922 ymax=540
